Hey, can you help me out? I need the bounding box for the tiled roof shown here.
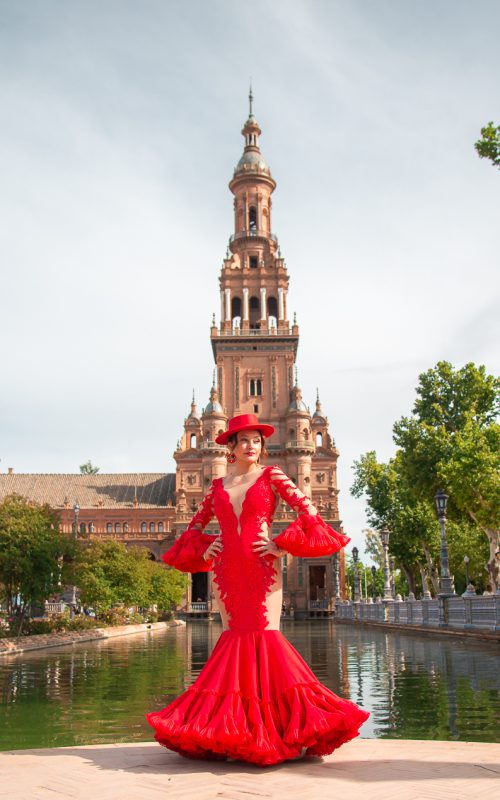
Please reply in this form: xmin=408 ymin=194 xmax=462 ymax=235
xmin=0 ymin=473 xmax=176 ymax=509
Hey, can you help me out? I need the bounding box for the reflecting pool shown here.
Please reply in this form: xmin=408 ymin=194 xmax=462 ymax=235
xmin=1 ymin=621 xmax=499 ymax=750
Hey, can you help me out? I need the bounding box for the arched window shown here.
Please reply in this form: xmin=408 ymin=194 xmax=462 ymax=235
xmin=141 ymin=522 xmax=147 ymax=533
xmin=158 ymin=522 xmax=164 ymax=533
xmin=106 ymin=523 xmax=112 ymax=533
xmin=89 ymin=522 xmax=95 ymax=533
xmin=249 ymin=378 xmax=262 ymax=396
xmin=249 ymin=295 xmax=260 ymax=329
xmin=79 ymin=522 xmax=86 ymax=534
xmin=231 ymin=296 xmax=242 ymax=330
xmin=303 ymin=428 xmax=309 ymax=440
xmin=231 ymin=296 xmax=242 ymax=319
xmin=190 ymin=433 xmax=197 ymax=448
xmin=249 ymin=206 xmax=257 ymax=232
xmin=316 ymin=431 xmax=323 ymax=447
xmin=267 ymin=296 xmax=278 ymax=318
xmin=115 ymin=522 xmax=121 ymax=533
xmin=289 ymin=428 xmax=295 ymax=438
xmin=149 ymin=522 xmax=155 ymax=532
xmin=124 ymin=522 xmax=129 ymax=532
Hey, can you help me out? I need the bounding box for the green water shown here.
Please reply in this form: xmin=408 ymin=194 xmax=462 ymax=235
xmin=1 ymin=621 xmax=499 ymax=750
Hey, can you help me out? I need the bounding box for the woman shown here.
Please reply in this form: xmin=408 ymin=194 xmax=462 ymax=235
xmin=146 ymin=413 xmax=369 ymax=765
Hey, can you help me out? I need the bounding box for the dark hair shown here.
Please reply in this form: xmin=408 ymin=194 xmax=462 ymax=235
xmin=227 ymin=430 xmax=268 ymax=461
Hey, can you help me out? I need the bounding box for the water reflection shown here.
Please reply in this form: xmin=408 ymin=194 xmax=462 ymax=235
xmin=0 ymin=622 xmax=499 ymax=750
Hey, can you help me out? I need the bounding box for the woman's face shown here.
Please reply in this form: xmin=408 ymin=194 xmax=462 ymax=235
xmin=231 ymin=429 xmax=263 ymax=466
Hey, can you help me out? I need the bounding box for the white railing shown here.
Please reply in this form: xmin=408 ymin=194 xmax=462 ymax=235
xmin=190 ymin=602 xmax=208 ymax=612
xmin=335 ymin=595 xmax=500 ymax=633
xmin=45 ymin=602 xmax=67 ymax=615
xmin=229 ymin=230 xmax=278 ymax=244
xmin=285 ymin=440 xmax=315 ymax=450
xmin=213 ymin=326 xmax=292 ymax=337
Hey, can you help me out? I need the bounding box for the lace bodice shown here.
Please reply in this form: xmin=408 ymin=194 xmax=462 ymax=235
xmin=162 ymin=465 xmax=350 ymax=632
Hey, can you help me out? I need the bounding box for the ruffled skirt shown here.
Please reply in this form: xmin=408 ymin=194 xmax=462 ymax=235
xmin=146 ymin=629 xmax=369 ymax=766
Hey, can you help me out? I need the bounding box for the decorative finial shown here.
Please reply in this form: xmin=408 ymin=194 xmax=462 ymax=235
xmin=212 ymin=369 xmax=216 ymax=389
xmin=249 ymin=82 xmax=253 ymax=118
xmin=191 ymin=388 xmax=195 ymax=404
xmin=293 ymin=311 xmax=297 ymax=325
xmin=316 ymin=387 xmax=320 ymax=403
xmin=212 ymin=312 xmax=216 ymax=326
xmin=295 ymin=366 xmax=299 ymax=386
xmin=226 ymin=246 xmax=230 ymax=258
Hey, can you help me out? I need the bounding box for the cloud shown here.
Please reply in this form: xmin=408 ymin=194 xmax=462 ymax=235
xmin=1 ymin=0 xmax=499 ymax=557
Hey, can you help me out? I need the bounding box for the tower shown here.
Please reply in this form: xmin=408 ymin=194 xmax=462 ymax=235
xmin=175 ymin=92 xmax=346 ymax=616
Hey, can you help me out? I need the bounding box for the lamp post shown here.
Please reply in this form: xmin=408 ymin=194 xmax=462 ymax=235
xmin=463 ymin=555 xmax=470 ymax=588
xmin=352 ymin=547 xmax=360 ymax=602
xmin=434 ymin=489 xmax=456 ymax=595
xmin=70 ymin=502 xmax=80 ymax=615
xmin=371 ymin=565 xmax=377 ymax=601
xmin=334 ymin=552 xmax=341 ymax=602
xmin=389 ymin=555 xmax=396 ymax=599
xmin=380 ymin=528 xmax=393 ymax=601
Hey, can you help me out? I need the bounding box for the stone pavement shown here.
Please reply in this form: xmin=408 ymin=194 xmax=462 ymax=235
xmin=1 ymin=739 xmax=499 ymax=800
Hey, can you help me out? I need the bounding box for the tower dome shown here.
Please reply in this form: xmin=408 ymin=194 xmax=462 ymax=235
xmin=203 ymin=380 xmax=224 ymax=415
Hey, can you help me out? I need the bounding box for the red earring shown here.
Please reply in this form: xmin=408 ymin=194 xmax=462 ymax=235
xmin=226 ymin=452 xmax=236 ymax=464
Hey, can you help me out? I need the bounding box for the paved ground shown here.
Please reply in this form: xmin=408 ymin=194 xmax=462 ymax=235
xmin=1 ymin=739 xmax=499 ymax=800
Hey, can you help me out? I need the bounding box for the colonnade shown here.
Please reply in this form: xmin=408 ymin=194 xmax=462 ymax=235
xmin=220 ymin=286 xmax=287 ymax=325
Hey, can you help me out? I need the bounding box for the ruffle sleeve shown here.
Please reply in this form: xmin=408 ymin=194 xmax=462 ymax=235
xmin=273 ymin=512 xmax=350 ymax=557
xmin=269 ymin=465 xmax=350 ymax=557
xmin=162 ymin=528 xmax=214 ymax=573
xmin=161 ymin=484 xmax=216 ymax=573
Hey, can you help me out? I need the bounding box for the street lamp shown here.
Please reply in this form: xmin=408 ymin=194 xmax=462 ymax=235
xmin=352 ymin=547 xmax=360 ymax=602
xmin=70 ymin=502 xmax=80 ymax=615
xmin=434 ymin=489 xmax=456 ymax=595
xmin=371 ymin=565 xmax=377 ymax=601
xmin=463 ymin=555 xmax=470 ymax=587
xmin=380 ymin=528 xmax=393 ymax=601
xmin=334 ymin=552 xmax=341 ymax=602
xmin=389 ymin=555 xmax=396 ymax=599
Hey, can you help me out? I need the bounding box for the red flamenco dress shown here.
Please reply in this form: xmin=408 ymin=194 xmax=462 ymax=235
xmin=146 ymin=465 xmax=369 ymax=765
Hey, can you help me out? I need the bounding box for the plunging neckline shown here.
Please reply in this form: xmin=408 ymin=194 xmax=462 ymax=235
xmin=219 ymin=466 xmax=270 ymax=535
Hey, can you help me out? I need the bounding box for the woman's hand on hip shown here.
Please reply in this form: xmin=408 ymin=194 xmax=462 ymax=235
xmin=203 ymin=535 xmax=223 ymax=561
xmin=252 ymin=529 xmax=285 ymax=558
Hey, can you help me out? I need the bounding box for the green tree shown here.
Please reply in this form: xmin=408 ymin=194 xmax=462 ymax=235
xmin=474 ymin=121 xmax=500 ymax=169
xmin=80 ymin=461 xmax=100 ymax=474
xmin=74 ymin=540 xmax=186 ymax=618
xmin=351 ymin=451 xmax=440 ymax=596
xmin=363 ymin=528 xmax=384 ymax=568
xmin=0 ymin=494 xmax=75 ymax=635
xmin=393 ymin=362 xmax=500 ymax=591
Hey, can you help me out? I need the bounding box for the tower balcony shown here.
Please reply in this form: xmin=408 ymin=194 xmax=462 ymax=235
xmin=212 ymin=325 xmax=293 ymax=337
xmin=199 ymin=441 xmax=226 ymax=453
xmin=229 ymin=229 xmax=278 ymax=246
xmin=285 ymin=440 xmax=315 ymax=452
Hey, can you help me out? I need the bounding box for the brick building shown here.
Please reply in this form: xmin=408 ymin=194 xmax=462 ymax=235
xmin=0 ymin=96 xmax=347 ymax=617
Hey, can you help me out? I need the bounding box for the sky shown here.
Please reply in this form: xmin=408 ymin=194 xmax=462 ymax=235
xmin=1 ymin=0 xmax=499 ymax=558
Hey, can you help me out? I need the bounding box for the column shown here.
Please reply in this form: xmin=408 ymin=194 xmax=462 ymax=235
xmin=278 ymin=287 xmax=284 ymax=321
xmin=242 ymin=287 xmax=249 ymax=322
xmin=224 ymin=288 xmax=231 ymax=322
xmin=220 ymin=291 xmax=225 ymax=323
xmin=260 ymin=286 xmax=267 ymax=323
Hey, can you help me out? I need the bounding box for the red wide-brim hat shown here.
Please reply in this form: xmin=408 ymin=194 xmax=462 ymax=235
xmin=215 ymin=413 xmax=275 ymax=445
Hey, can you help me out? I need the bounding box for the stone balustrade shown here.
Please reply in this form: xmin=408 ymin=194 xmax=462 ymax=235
xmin=335 ymin=594 xmax=500 ymax=634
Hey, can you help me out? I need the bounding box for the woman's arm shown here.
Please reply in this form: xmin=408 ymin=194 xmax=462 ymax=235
xmin=162 ymin=484 xmax=219 ymax=573
xmin=269 ymin=465 xmax=350 ymax=557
